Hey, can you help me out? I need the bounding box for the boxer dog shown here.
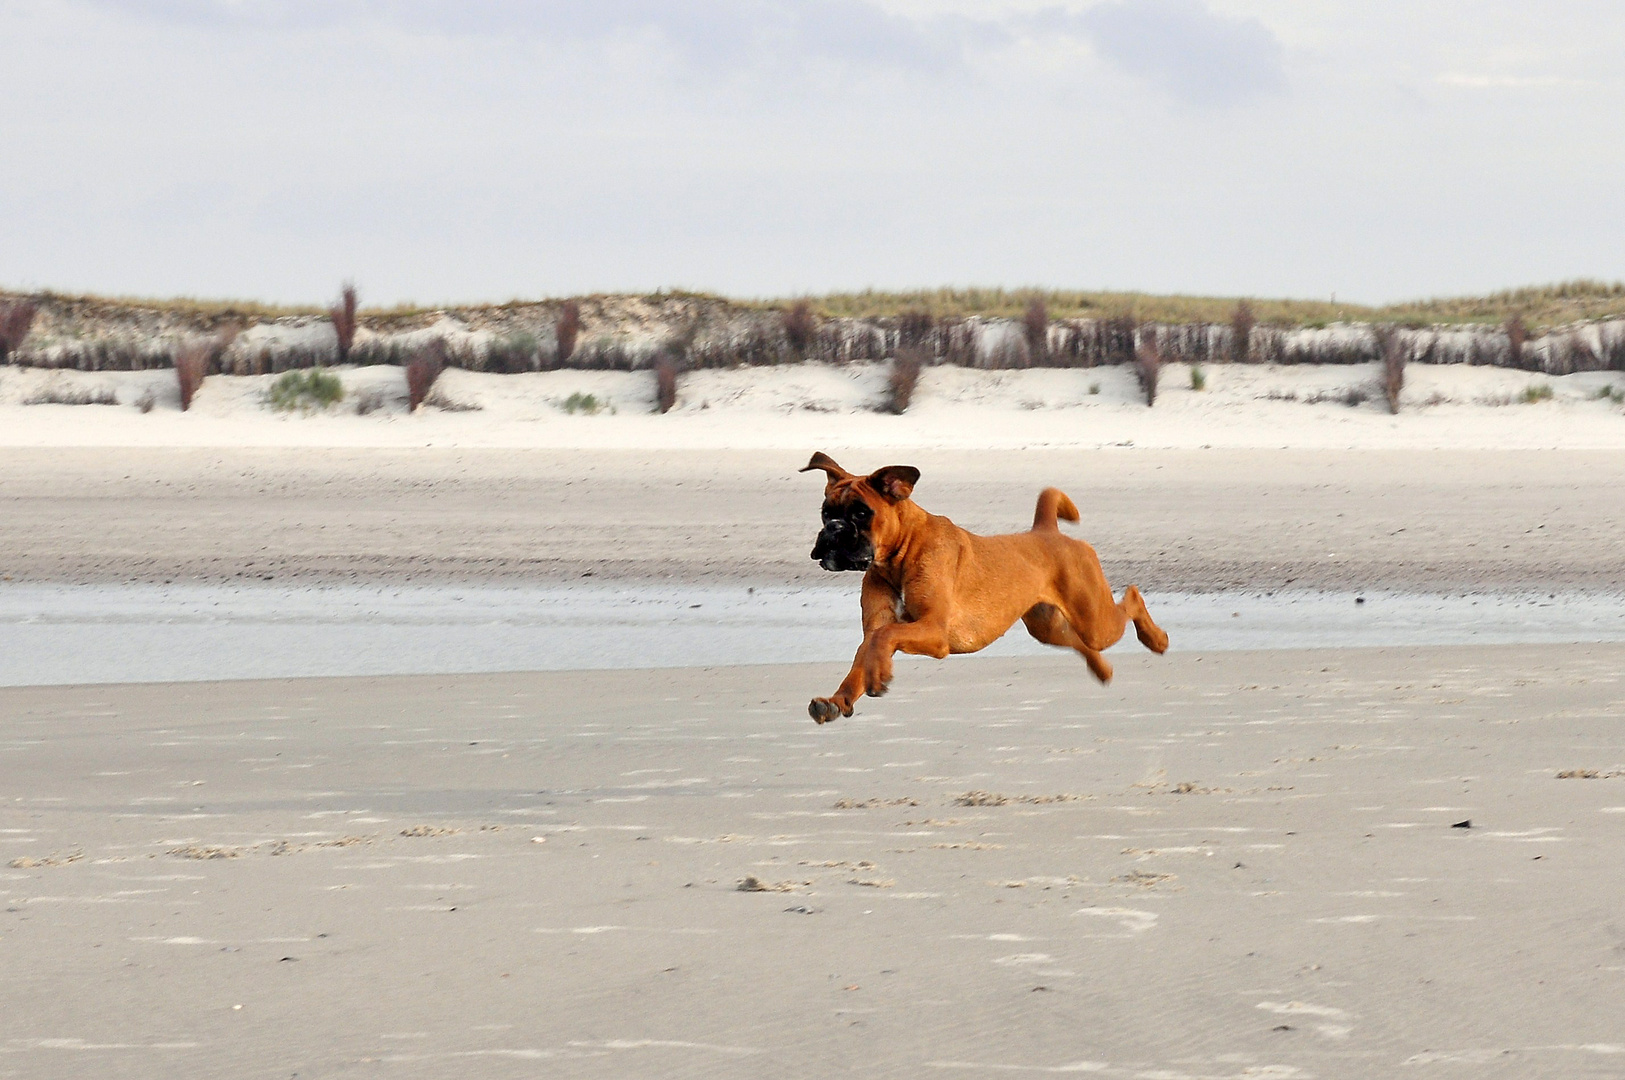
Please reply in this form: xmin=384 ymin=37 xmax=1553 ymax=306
xmin=802 ymin=452 xmax=1168 ymax=723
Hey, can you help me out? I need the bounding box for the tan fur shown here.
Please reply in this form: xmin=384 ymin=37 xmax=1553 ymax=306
xmin=801 ymin=452 xmax=1168 ymax=723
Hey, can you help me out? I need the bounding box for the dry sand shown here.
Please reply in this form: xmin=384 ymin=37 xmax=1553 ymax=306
xmin=4 ymin=446 xmax=1624 ymax=592
xmin=3 ymin=648 xmax=1623 ymax=1078
xmin=4 ymin=361 xmax=1625 ymax=451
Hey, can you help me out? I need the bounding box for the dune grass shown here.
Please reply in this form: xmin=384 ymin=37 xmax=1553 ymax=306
xmin=1381 ymin=281 xmax=1625 ymax=328
xmin=561 ymin=391 xmax=606 ymax=415
xmin=790 ymin=287 xmax=1348 ymax=326
xmin=19 ymin=289 xmax=323 ymax=320
xmin=10 ymin=280 xmax=1625 ymax=337
xmin=268 ymin=368 xmax=344 ymax=412
xmin=790 ymin=281 xmax=1625 ymax=329
xmin=23 ymin=385 xmax=118 ymax=406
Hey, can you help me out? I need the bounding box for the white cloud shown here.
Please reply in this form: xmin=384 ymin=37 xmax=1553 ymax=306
xmin=1 ymin=1 xmax=1622 ymax=305
xmin=1040 ymin=0 xmax=1286 ymax=106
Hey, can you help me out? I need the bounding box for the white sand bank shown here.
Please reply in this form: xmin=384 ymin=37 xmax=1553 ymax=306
xmin=2 ymin=361 xmax=1623 ymax=449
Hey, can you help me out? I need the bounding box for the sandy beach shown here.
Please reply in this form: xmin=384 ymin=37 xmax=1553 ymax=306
xmin=10 ymin=0 xmax=1625 ymax=1071
xmin=4 ymin=446 xmax=1623 ymax=592
xmin=2 ymin=422 xmax=1623 ymax=1078
xmin=3 ymin=648 xmax=1623 ymax=1079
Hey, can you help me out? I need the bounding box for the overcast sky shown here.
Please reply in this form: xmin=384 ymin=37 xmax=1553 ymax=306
xmin=3 ymin=1 xmax=1622 ymax=306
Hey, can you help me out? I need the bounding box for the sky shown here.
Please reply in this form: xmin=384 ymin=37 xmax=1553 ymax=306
xmin=3 ymin=1 xmax=1623 ymax=306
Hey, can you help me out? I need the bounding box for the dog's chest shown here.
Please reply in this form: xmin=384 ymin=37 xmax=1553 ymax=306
xmin=873 ymin=562 xmax=920 ymax=622
xmin=894 ymin=584 xmax=926 ymax=623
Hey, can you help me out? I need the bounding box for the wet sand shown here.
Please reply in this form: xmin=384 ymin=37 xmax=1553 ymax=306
xmin=4 ymin=447 xmax=1624 ymax=592
xmin=5 ymin=582 xmax=1625 ymax=687
xmin=4 ymin=647 xmax=1624 ymax=1079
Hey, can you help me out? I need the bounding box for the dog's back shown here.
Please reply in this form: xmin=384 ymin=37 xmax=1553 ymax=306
xmin=801 ymin=452 xmax=1167 ymax=722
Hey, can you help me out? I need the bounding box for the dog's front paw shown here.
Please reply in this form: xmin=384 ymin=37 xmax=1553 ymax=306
xmin=808 ymin=698 xmax=843 ymax=725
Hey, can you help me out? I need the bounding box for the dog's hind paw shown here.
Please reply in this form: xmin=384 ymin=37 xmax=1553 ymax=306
xmin=808 ymin=698 xmax=843 ymax=725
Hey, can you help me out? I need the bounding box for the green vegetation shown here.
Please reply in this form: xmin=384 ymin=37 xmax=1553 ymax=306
xmin=28 ymin=289 xmax=323 ymax=320
xmin=786 ymin=280 xmax=1625 ymax=330
xmin=1189 ymin=365 xmax=1206 ymax=391
xmin=561 ymin=391 xmax=605 ymax=415
xmin=22 ymin=386 xmax=118 ymax=406
xmin=1522 ymin=383 xmax=1554 ymax=403
xmin=1381 ymin=281 xmax=1625 ymax=328
xmin=268 ymin=368 xmax=344 ymax=411
xmin=12 ymin=279 xmax=1625 ymax=334
xmin=782 ymin=287 xmax=1354 ymax=325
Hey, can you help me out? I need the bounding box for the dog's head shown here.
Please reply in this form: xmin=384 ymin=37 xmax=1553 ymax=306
xmin=800 ymin=451 xmax=920 ymax=572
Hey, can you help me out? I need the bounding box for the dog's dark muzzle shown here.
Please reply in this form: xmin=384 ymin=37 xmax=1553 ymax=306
xmin=810 ymin=521 xmax=873 ymax=572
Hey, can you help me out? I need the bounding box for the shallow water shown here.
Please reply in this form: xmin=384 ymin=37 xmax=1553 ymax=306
xmin=2 ymin=583 xmax=1622 ymax=687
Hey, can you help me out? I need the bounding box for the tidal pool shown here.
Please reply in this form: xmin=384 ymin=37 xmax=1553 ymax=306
xmin=1 ymin=583 xmax=1621 ymax=686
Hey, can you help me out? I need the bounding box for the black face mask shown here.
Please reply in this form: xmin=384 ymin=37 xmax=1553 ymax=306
xmin=810 ymin=500 xmax=875 ymax=572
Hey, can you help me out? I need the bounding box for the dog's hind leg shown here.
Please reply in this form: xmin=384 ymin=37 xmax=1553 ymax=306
xmin=1023 ymin=603 xmax=1114 ymax=683
xmin=1021 ymin=602 xmax=1074 ymax=650
xmin=1118 ymin=585 xmax=1169 ymax=654
xmin=1052 ymin=578 xmax=1169 ymax=659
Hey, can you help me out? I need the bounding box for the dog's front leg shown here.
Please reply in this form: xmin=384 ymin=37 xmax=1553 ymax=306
xmin=812 ymin=616 xmax=955 ymax=723
xmin=808 ymin=635 xmax=881 ymax=724
xmin=860 ymin=619 xmax=952 ymax=693
xmin=809 ymin=573 xmax=902 ymax=724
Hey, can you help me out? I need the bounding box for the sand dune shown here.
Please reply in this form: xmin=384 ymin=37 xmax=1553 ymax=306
xmin=2 ymin=360 xmax=1624 ymax=449
xmin=3 ymin=380 xmax=1622 ymax=1079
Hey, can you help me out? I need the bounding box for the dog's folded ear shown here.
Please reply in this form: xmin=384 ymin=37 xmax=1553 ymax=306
xmin=867 ymin=465 xmax=920 ymax=503
xmin=800 ymin=452 xmax=852 ymax=480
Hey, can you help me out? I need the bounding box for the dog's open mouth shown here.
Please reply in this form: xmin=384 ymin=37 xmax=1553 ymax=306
xmin=816 ymin=550 xmax=872 ymax=572
xmin=810 ymin=524 xmax=873 ymax=572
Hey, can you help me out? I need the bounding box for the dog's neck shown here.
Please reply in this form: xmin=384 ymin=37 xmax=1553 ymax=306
xmin=870 ymin=500 xmax=935 ymax=579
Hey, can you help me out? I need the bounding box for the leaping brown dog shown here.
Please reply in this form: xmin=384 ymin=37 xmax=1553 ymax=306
xmin=802 ymin=452 xmax=1169 ymax=723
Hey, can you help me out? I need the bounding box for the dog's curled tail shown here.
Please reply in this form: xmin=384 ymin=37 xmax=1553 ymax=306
xmin=1032 ymin=488 xmax=1080 ymax=531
